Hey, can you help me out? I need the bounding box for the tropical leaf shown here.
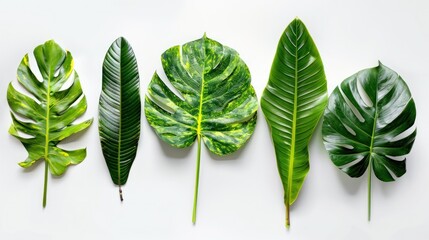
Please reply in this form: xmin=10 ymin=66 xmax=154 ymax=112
xmin=260 ymin=18 xmax=328 ymax=227
xmin=322 ymin=62 xmax=416 ymax=220
xmin=145 ymin=34 xmax=258 ymax=223
xmin=7 ymin=40 xmax=93 ymax=207
xmin=99 ymin=37 xmax=141 ymax=201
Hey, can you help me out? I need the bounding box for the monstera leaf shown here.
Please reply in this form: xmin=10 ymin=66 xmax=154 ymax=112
xmin=99 ymin=37 xmax=141 ymax=201
xmin=145 ymin=35 xmax=258 ymax=223
xmin=7 ymin=40 xmax=93 ymax=207
xmin=322 ymin=62 xmax=416 ymax=220
xmin=261 ymin=18 xmax=328 ymax=228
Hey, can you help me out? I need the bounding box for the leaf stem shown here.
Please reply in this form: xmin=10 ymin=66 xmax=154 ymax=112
xmin=192 ymin=134 xmax=202 ymax=224
xmin=119 ymin=186 xmax=123 ymax=202
xmin=43 ymin=64 xmax=51 ymax=208
xmin=286 ymin=202 xmax=290 ymax=228
xmin=43 ymin=160 xmax=48 ymax=208
xmin=368 ymin=164 xmax=372 ymax=221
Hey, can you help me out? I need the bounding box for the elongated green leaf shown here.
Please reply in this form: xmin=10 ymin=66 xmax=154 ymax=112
xmin=99 ymin=37 xmax=141 ymax=201
xmin=261 ymin=18 xmax=328 ymax=227
xmin=7 ymin=40 xmax=93 ymax=207
xmin=322 ymin=62 xmax=416 ymax=220
xmin=145 ymin=35 xmax=258 ymax=223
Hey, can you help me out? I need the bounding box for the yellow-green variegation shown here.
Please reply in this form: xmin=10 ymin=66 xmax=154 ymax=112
xmin=261 ymin=18 xmax=328 ymax=228
xmin=145 ymin=35 xmax=258 ymax=223
xmin=7 ymin=40 xmax=92 ymax=207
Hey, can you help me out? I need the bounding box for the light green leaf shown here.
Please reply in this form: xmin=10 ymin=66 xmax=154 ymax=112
xmin=261 ymin=18 xmax=328 ymax=227
xmin=99 ymin=37 xmax=141 ymax=201
xmin=322 ymin=62 xmax=416 ymax=221
xmin=145 ymin=35 xmax=258 ymax=223
xmin=7 ymin=40 xmax=93 ymax=207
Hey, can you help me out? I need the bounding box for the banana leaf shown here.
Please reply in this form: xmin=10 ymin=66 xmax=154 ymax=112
xmin=261 ymin=18 xmax=328 ymax=227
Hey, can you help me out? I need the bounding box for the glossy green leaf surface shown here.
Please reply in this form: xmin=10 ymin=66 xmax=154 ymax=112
xmin=99 ymin=37 xmax=141 ymax=201
xmin=260 ymin=18 xmax=327 ymax=227
xmin=7 ymin=40 xmax=93 ymax=207
xmin=145 ymin=35 xmax=258 ymax=223
xmin=322 ymin=62 xmax=416 ymax=220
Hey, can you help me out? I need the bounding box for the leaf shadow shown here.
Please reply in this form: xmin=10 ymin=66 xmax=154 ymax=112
xmin=312 ymin=121 xmax=363 ymax=195
xmin=378 ymin=177 xmax=401 ymax=197
xmin=156 ymin=137 xmax=193 ymax=161
xmin=335 ymin=170 xmax=364 ymax=195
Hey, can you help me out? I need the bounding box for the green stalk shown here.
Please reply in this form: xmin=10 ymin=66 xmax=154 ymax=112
xmin=43 ymin=70 xmax=51 ymax=208
xmin=43 ymin=160 xmax=48 ymax=208
xmin=119 ymin=186 xmax=123 ymax=202
xmin=368 ymin=165 xmax=372 ymax=221
xmin=368 ymin=109 xmax=377 ymax=222
xmin=286 ymin=202 xmax=290 ymax=229
xmin=192 ymin=134 xmax=202 ymax=224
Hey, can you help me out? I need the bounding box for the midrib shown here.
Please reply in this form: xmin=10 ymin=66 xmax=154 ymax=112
xmin=117 ymin=43 xmax=123 ymax=186
xmin=44 ymin=72 xmax=51 ymax=161
xmin=367 ymin=70 xmax=379 ymax=221
xmin=368 ymin=67 xmax=381 ymax=172
xmin=196 ymin=48 xmax=206 ymax=136
xmin=368 ymin=89 xmax=379 ymax=171
xmin=287 ymin=23 xmax=299 ymax=204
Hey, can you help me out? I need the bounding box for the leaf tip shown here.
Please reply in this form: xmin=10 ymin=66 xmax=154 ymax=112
xmin=293 ymin=16 xmax=302 ymax=25
xmin=8 ymin=123 xmax=16 ymax=134
xmin=45 ymin=39 xmax=56 ymax=44
xmin=44 ymin=39 xmax=60 ymax=49
xmin=18 ymin=159 xmax=35 ymax=168
xmin=21 ymin=53 xmax=29 ymax=63
xmin=87 ymin=118 xmax=94 ymax=125
xmin=7 ymin=81 xmax=13 ymax=90
xmin=116 ymin=36 xmax=128 ymax=45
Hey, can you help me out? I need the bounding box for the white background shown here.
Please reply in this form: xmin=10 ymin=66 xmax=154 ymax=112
xmin=0 ymin=0 xmax=428 ymax=239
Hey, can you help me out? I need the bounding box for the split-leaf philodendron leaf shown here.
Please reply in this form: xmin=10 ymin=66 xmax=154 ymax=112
xmin=99 ymin=37 xmax=141 ymax=201
xmin=7 ymin=40 xmax=93 ymax=207
xmin=260 ymin=18 xmax=328 ymax=228
xmin=322 ymin=62 xmax=416 ymax=221
xmin=145 ymin=35 xmax=258 ymax=223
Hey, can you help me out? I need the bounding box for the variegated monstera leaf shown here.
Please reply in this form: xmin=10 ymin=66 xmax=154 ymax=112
xmin=7 ymin=40 xmax=92 ymax=207
xmin=145 ymin=35 xmax=258 ymax=223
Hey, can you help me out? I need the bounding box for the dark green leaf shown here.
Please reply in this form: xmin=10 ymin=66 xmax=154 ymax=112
xmin=322 ymin=62 xmax=416 ymax=220
xmin=99 ymin=37 xmax=141 ymax=201
xmin=261 ymin=18 xmax=328 ymax=227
